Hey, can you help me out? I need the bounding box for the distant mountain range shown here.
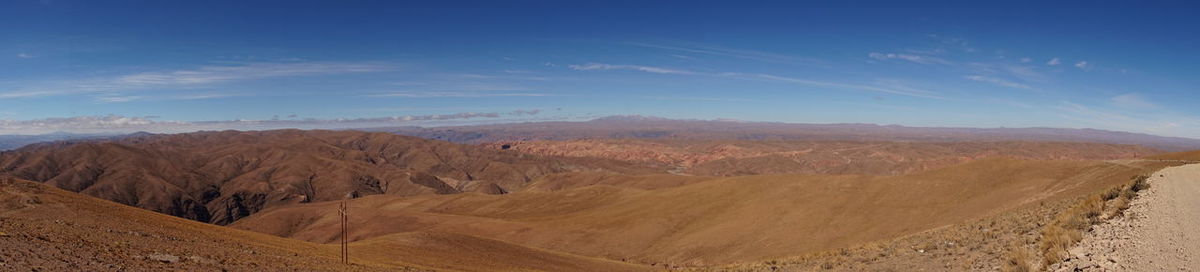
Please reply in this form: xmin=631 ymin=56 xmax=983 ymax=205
xmin=378 ymin=115 xmax=1200 ymax=151
xmin=0 ymin=132 xmax=152 ymax=150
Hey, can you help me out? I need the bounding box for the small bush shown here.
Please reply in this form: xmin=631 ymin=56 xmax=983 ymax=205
xmin=1101 ymin=186 xmax=1122 ymax=200
xmin=1131 ymin=175 xmax=1151 ymax=192
xmin=1028 ymin=173 xmax=1156 ymax=270
xmin=1002 ymin=246 xmax=1035 ymax=272
xmin=1038 ymin=225 xmax=1081 ymax=267
xmin=1110 ymin=197 xmax=1131 ymax=214
xmin=1058 ymin=196 xmax=1103 ymax=231
xmin=1120 ymin=184 xmax=1137 ymax=199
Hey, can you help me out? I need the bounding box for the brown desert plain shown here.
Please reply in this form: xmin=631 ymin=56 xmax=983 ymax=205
xmin=1 ymin=125 xmax=1198 ymax=271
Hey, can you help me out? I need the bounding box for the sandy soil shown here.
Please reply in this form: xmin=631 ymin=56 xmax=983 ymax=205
xmin=1054 ymin=163 xmax=1200 ymax=271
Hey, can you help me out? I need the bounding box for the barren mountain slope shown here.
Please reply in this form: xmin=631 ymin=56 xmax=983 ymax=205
xmin=0 ymin=129 xmax=650 ymax=224
xmin=234 ymin=157 xmax=1168 ymax=267
xmin=483 ymin=139 xmax=1159 ymax=176
xmin=0 ymin=177 xmax=652 ymax=272
xmin=0 ymin=176 xmax=400 ymax=271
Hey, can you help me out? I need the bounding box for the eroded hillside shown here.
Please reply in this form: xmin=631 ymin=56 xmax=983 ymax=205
xmin=0 ymin=130 xmax=650 ymax=224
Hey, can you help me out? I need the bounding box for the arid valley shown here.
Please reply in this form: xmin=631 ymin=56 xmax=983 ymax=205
xmin=3 ymin=117 xmax=1200 ymax=271
xmin=3 ymin=1 xmax=1200 ymax=271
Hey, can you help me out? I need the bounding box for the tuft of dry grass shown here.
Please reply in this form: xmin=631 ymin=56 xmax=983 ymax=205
xmin=1002 ymin=245 xmax=1035 ymax=272
xmin=1131 ymin=174 xmax=1151 ymax=192
xmin=1009 ymin=174 xmax=1152 ymax=270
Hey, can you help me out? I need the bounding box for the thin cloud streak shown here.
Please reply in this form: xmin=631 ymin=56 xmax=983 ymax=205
xmin=569 ymin=62 xmax=943 ymax=99
xmin=2 ymin=61 xmax=392 ymax=99
xmin=371 ymin=91 xmax=551 ymax=98
xmin=626 ymin=42 xmax=821 ymax=65
xmin=0 ymin=90 xmax=64 ymax=99
xmin=868 ymin=52 xmax=953 ymax=65
xmin=964 ymin=75 xmax=1032 ymax=90
xmin=90 ymin=93 xmax=246 ymax=103
xmin=115 ymin=62 xmax=390 ymax=87
xmin=1055 ymin=101 xmax=1199 ymax=137
xmin=0 ymin=110 xmax=545 ymax=134
xmin=1110 ymin=93 xmax=1158 ymax=109
xmin=568 ymin=63 xmax=698 ymax=75
xmin=746 ymin=73 xmax=945 ymax=99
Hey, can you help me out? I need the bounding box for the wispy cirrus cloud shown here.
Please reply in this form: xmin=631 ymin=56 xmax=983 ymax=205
xmin=370 ymin=91 xmax=550 ymax=98
xmin=1109 ymin=93 xmax=1158 ymax=109
xmin=173 ymin=93 xmax=244 ymax=100
xmin=626 ymin=42 xmax=820 ymax=65
xmin=868 ymin=52 xmax=953 ymax=65
xmin=16 ymin=53 xmax=35 ymax=59
xmin=0 ymin=61 xmax=391 ymax=100
xmin=113 ymin=62 xmax=390 ymax=87
xmin=1046 ymin=57 xmax=1061 ymax=66
xmin=0 ymin=110 xmax=546 ymax=134
xmin=744 ymin=73 xmax=944 ymax=99
xmin=568 ymin=63 xmax=697 ymax=75
xmin=91 ymin=93 xmax=246 ymax=103
xmin=964 ymin=75 xmax=1032 ymax=90
xmin=639 ymin=96 xmax=757 ymax=103
xmin=93 ymin=95 xmax=143 ymax=103
xmin=568 ymin=62 xmax=943 ymax=99
xmin=0 ymin=90 xmax=63 ymax=99
xmin=1000 ymin=65 xmax=1046 ymax=82
xmin=1054 ymin=101 xmax=1197 ymax=137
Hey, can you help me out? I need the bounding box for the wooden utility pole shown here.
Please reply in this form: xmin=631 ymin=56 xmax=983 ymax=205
xmin=338 ymin=201 xmax=349 ymax=264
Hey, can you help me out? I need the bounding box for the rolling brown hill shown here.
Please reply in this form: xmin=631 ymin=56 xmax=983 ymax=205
xmin=4 ymin=127 xmax=1192 ymax=271
xmin=482 ymin=139 xmax=1160 ymax=176
xmin=0 ymin=129 xmax=650 ymax=225
xmin=0 ymin=176 xmax=652 ymax=272
xmin=381 ymin=116 xmax=1200 ymax=151
xmin=233 ymin=157 xmax=1182 ymax=267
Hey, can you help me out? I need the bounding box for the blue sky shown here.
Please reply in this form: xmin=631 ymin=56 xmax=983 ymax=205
xmin=2 ymin=1 xmax=1199 ymax=137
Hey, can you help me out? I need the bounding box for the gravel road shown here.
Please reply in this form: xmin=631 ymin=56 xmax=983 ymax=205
xmin=1055 ymin=163 xmax=1200 ymax=271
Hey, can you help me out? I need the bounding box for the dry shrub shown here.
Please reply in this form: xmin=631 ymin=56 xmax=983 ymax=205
xmin=1001 ymin=246 xmax=1035 ymax=272
xmin=1102 ymin=184 xmax=1134 ymax=218
xmin=1035 ymin=195 xmax=1103 ymax=267
xmin=1058 ymin=195 xmax=1103 ymax=231
xmin=1120 ymin=184 xmax=1137 ymax=199
xmin=1028 ymin=174 xmax=1153 ymax=270
xmin=1109 ymin=197 xmax=1131 ymax=214
xmin=1038 ymin=225 xmax=1081 ymax=267
xmin=1101 ymin=186 xmax=1122 ymax=200
xmin=1131 ymin=175 xmax=1151 ymax=192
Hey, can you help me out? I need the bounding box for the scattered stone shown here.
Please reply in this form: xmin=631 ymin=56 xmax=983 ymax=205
xmin=147 ymin=253 xmax=179 ymax=263
xmin=186 ymin=255 xmax=215 ymax=264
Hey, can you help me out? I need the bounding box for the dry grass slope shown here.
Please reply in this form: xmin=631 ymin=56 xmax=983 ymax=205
xmin=234 ymin=157 xmax=1187 ymax=268
xmin=0 ymin=176 xmax=651 ymax=272
xmin=484 ymin=139 xmax=1160 ymax=176
xmin=1004 ymin=173 xmax=1161 ymax=271
xmin=0 ymin=176 xmax=402 ymax=271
